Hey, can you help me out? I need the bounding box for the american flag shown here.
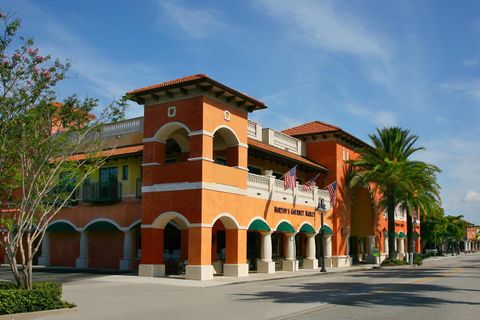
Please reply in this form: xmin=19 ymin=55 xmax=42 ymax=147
xmin=302 ymin=173 xmax=320 ymax=191
xmin=325 ymin=181 xmax=337 ymax=206
xmin=283 ymin=166 xmax=297 ymax=190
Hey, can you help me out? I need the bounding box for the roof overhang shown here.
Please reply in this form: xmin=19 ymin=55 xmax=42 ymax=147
xmin=128 ymin=74 xmax=266 ymax=112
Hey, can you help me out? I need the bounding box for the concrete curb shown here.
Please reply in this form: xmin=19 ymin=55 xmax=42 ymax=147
xmin=0 ymin=307 xmax=77 ymax=320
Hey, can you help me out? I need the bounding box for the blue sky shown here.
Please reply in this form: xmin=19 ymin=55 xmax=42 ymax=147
xmin=4 ymin=0 xmax=480 ymax=224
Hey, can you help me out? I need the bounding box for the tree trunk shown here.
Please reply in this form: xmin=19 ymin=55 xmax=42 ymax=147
xmin=406 ymin=208 xmax=414 ymax=255
xmin=387 ymin=189 xmax=396 ymax=260
xmin=6 ymin=250 xmax=22 ymax=287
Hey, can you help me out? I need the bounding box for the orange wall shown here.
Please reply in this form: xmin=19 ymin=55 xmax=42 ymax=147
xmin=55 ymin=199 xmax=141 ymax=229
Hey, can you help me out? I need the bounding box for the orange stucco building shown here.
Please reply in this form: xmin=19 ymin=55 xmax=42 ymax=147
xmin=1 ymin=74 xmax=421 ymax=280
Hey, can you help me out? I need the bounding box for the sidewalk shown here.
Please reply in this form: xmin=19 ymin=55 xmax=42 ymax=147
xmin=89 ymin=264 xmax=380 ymax=288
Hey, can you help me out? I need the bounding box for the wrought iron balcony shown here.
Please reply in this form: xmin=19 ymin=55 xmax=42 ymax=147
xmin=82 ymin=181 xmax=122 ymax=203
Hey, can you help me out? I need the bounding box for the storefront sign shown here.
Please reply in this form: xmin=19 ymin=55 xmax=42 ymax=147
xmin=273 ymin=206 xmax=315 ymax=217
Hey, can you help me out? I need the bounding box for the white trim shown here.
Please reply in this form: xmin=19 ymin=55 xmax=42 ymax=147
xmin=153 ymin=121 xmax=191 ymax=141
xmin=143 ymin=137 xmax=163 ymax=143
xmin=81 ymin=218 xmax=123 ymax=232
xmin=47 ymin=219 xmax=80 ymax=232
xmin=190 ymin=223 xmax=212 ymax=228
xmin=212 ymin=125 xmax=240 ymax=146
xmin=237 ymin=143 xmax=249 ymax=149
xmin=142 ymin=182 xmax=246 ymax=196
xmin=234 ymin=166 xmax=249 ymax=171
xmin=141 ymin=224 xmax=154 ymax=229
xmin=187 ymin=157 xmax=214 ymax=162
xmin=210 ymin=212 xmax=241 ymax=229
xmin=189 ymin=130 xmax=213 ymax=137
xmin=151 ymin=211 xmax=190 ymax=229
xmin=126 ymin=220 xmax=142 ymax=230
xmin=141 ymin=162 xmax=161 ymax=167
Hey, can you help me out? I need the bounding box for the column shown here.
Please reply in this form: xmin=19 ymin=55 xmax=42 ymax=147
xmin=282 ymin=233 xmax=298 ymax=271
xmin=324 ymin=234 xmax=333 ymax=267
xmin=384 ymin=237 xmax=389 ymax=256
xmin=186 ymin=227 xmax=214 ymax=280
xmin=119 ymin=230 xmax=134 ymax=271
xmin=366 ymin=235 xmax=379 ymax=264
xmin=38 ymin=232 xmax=50 ymax=266
xmin=303 ymin=234 xmax=318 ymax=269
xmin=257 ymin=231 xmax=275 ymax=273
xmin=223 ymin=229 xmax=248 ymax=277
xmin=398 ymin=238 xmax=405 ymax=259
xmin=138 ymin=228 xmax=165 ymax=277
xmin=75 ymin=231 xmax=89 ymax=268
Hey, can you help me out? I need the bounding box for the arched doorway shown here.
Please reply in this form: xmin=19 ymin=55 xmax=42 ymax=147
xmin=247 ymin=218 xmax=271 ymax=272
xmin=210 ymin=214 xmax=243 ymax=276
xmin=275 ymin=221 xmax=297 ymax=271
xmin=297 ymin=223 xmax=317 ymax=269
xmin=84 ymin=220 xmax=123 ymax=270
xmin=44 ymin=221 xmax=80 ymax=268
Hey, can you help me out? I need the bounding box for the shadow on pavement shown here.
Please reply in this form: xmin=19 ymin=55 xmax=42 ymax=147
xmin=234 ymin=281 xmax=480 ymax=308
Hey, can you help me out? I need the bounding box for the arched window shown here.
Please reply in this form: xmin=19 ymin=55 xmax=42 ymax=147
xmin=212 ymin=127 xmax=240 ymax=167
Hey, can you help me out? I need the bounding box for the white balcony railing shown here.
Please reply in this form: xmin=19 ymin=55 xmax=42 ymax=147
xmin=247 ymin=173 xmax=331 ymax=209
xmin=247 ymin=120 xmax=263 ymax=141
xmin=101 ymin=117 xmax=144 ymax=137
xmin=261 ymin=128 xmax=304 ymax=155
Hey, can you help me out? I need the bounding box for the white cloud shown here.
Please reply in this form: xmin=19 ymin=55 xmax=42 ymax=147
xmin=157 ymin=0 xmax=228 ymax=39
xmin=465 ymin=190 xmax=480 ymax=202
xmin=255 ymin=0 xmax=391 ymax=61
xmin=421 ymin=139 xmax=480 ymax=223
xmin=345 ymin=103 xmax=397 ymax=127
xmin=440 ymin=80 xmax=480 ymax=102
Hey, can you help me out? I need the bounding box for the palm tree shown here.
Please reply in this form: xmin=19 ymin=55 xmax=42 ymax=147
xmin=349 ymin=127 xmax=426 ymax=261
xmin=398 ymin=162 xmax=441 ymax=259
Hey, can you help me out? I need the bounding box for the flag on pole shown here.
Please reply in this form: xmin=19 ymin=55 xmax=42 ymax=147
xmin=283 ymin=166 xmax=297 ymax=190
xmin=302 ymin=173 xmax=320 ymax=191
xmin=325 ymin=181 xmax=337 ymax=206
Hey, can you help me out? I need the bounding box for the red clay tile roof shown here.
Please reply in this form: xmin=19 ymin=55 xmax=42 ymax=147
xmin=127 ymin=74 xmax=208 ymax=95
xmin=282 ymin=121 xmax=340 ymax=136
xmin=69 ymin=145 xmax=143 ymax=161
xmin=127 ymin=74 xmax=266 ymax=110
xmin=248 ymin=138 xmax=327 ymax=172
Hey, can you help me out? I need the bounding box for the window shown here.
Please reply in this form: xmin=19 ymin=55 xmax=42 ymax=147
xmin=100 ymin=167 xmax=118 ymax=184
xmin=122 ymin=165 xmax=128 ymax=181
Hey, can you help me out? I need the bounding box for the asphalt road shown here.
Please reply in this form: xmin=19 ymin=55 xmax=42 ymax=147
xmin=1 ymin=254 xmax=478 ymax=320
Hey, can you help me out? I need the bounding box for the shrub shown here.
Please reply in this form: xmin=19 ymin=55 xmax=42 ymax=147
xmin=413 ymin=254 xmax=423 ymax=266
xmin=381 ymin=258 xmax=407 ymax=266
xmin=0 ymin=281 xmax=75 ymax=315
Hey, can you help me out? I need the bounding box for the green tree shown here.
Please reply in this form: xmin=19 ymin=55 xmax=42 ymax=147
xmin=398 ymin=162 xmax=441 ymax=257
xmin=349 ymin=127 xmax=428 ymax=260
xmin=0 ymin=12 xmax=126 ymax=289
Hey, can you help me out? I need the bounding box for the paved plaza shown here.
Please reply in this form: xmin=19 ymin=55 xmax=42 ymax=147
xmin=2 ymin=254 xmax=479 ymax=320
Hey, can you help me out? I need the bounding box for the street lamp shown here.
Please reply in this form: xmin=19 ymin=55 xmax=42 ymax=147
xmin=317 ymin=198 xmax=327 ymax=273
